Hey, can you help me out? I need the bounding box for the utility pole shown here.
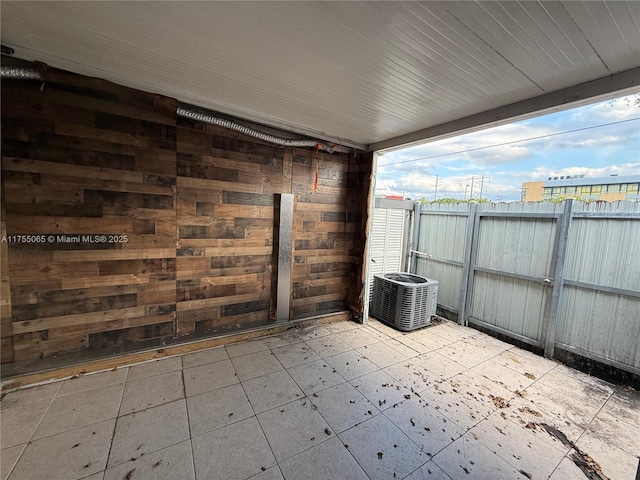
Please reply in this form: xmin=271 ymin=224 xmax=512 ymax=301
xmin=479 ymin=175 xmax=490 ymax=200
xmin=469 ymin=176 xmax=475 ymax=199
xmin=434 ymin=175 xmax=439 ymax=201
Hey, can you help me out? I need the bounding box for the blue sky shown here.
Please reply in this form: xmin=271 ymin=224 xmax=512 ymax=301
xmin=375 ymin=92 xmax=640 ymax=202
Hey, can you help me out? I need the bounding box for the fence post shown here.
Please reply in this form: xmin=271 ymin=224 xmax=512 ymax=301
xmin=544 ymin=199 xmax=574 ymax=358
xmin=458 ymin=202 xmax=478 ymax=326
xmin=409 ymin=202 xmax=422 ymax=274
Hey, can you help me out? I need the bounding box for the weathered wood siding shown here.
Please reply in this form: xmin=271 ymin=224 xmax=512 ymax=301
xmin=0 ymin=67 xmax=369 ymax=364
xmin=1 ymin=74 xmax=178 ymax=362
xmin=175 ymin=118 xmax=280 ymax=335
xmin=290 ymin=149 xmax=365 ymax=318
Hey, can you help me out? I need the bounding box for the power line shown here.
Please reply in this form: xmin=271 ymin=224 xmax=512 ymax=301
xmin=378 ymin=117 xmax=640 ymax=168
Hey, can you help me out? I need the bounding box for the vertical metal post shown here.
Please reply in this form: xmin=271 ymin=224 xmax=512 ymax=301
xmin=276 ymin=194 xmax=294 ymax=321
xmin=459 ymin=202 xmax=478 ymax=326
xmin=361 ymin=152 xmax=379 ymax=325
xmin=401 ymin=207 xmax=412 ymax=272
xmin=544 ymin=199 xmax=574 ymax=358
xmin=410 ymin=202 xmax=422 ymax=274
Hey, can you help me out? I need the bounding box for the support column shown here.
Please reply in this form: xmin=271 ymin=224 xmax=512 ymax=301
xmin=459 ymin=202 xmax=478 ymax=326
xmin=544 ymin=199 xmax=574 ymax=358
xmin=276 ymin=193 xmax=294 ymax=321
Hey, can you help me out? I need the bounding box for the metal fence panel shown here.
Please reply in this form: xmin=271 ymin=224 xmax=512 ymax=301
xmin=475 ymin=217 xmax=556 ymax=278
xmin=557 ymin=201 xmax=640 ymax=371
xmin=411 ymin=200 xmax=639 ymax=375
xmin=414 ymin=203 xmax=469 ymax=313
xmin=558 ymin=287 xmax=640 ymax=369
xmin=415 ymin=258 xmax=462 ymax=311
xmin=471 ymin=272 xmax=548 ymax=341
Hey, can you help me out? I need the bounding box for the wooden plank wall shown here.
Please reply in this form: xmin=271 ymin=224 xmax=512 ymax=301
xmin=175 ymin=118 xmax=280 ymax=335
xmin=0 ymin=66 xmax=370 ymax=364
xmin=290 ymin=148 xmax=365 ymax=318
xmin=1 ymin=74 xmax=178 ymax=362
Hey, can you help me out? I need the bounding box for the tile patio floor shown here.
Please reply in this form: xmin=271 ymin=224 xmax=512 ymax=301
xmin=1 ymin=318 xmax=638 ymax=480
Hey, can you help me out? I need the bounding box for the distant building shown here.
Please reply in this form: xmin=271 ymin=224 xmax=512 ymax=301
xmin=521 ymin=174 xmax=640 ymax=202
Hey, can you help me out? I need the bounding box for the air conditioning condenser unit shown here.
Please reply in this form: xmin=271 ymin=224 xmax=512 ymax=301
xmin=371 ymin=273 xmax=438 ymax=331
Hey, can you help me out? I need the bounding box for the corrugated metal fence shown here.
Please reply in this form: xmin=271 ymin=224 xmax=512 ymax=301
xmin=411 ymin=200 xmax=640 ymax=375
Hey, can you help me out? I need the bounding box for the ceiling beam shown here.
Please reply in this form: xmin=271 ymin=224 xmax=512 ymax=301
xmin=369 ymin=67 xmax=640 ymax=153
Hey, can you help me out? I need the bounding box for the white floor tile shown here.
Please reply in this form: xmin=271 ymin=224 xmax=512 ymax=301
xmin=325 ymin=320 xmax=361 ymax=335
xmin=415 ymin=351 xmax=467 ymax=380
xmin=350 ymin=369 xmax=415 ymax=411
xmin=548 ymin=456 xmax=589 ymax=480
xmin=226 ymin=339 xmax=270 ymax=358
xmin=104 ymin=440 xmax=194 ymax=480
xmin=495 ymin=349 xmax=557 ymax=379
xmin=8 ymin=419 xmax=115 ymax=480
xmin=181 ymin=346 xmax=228 ymax=369
xmin=387 ymin=338 xmax=421 ymax=358
xmin=600 ymin=389 xmax=640 ymax=427
xmin=0 ymin=383 xmax=60 ymax=409
xmin=383 ymin=360 xmax=437 ymax=393
xmin=192 ymin=416 xmax=276 ymax=479
xmin=432 ymin=433 xmax=523 ymax=480
xmin=469 ymin=358 xmax=536 ymax=393
xmin=503 ymin=393 xmax=585 ymax=452
xmin=338 ymin=328 xmax=379 ymax=349
xmin=522 ymin=382 xmax=604 ymax=430
xmin=2 ymin=321 xmax=639 ymax=480
xmin=403 ymin=460 xmax=452 ymax=480
xmin=305 ymin=335 xmax=353 ymax=358
xmin=183 ymin=358 xmax=238 ymax=397
xmin=270 ymin=342 xmax=320 ymax=369
xmin=248 ymin=465 xmax=284 ymax=480
xmin=459 ymin=333 xmax=511 ymax=358
xmin=33 ymin=383 xmax=123 ymax=440
xmin=107 ymin=399 xmax=189 ymax=468
xmin=120 ymin=370 xmax=184 ymax=414
xmin=57 ymin=369 xmax=127 ymax=396
xmin=420 ymin=379 xmax=496 ymax=431
xmin=242 ymin=370 xmax=304 ymax=414
xmin=576 ymin=430 xmax=640 ymax=480
xmin=1 ymin=398 xmax=50 ymax=448
xmin=383 ymin=396 xmax=464 ymax=457
xmin=362 ymin=325 xmax=393 ymax=342
xmin=366 ymin=320 xmax=405 ymax=338
xmin=279 ymin=437 xmax=368 ymax=480
xmin=1 ymin=444 xmax=25 ymax=480
xmin=436 ymin=343 xmax=490 ymax=368
xmin=287 ymin=359 xmax=346 ymax=395
xmin=356 ymin=342 xmax=409 ymax=368
xmin=589 ymin=410 xmax=640 ymax=456
xmin=187 ymin=383 xmax=255 ymax=436
xmin=324 ymin=350 xmax=378 ymax=381
xmin=470 ymin=412 xmax=566 ymax=479
xmin=126 ymin=356 xmax=182 ymax=381
xmin=393 ymin=336 xmax=437 ymax=354
xmin=257 ymin=398 xmax=334 ymax=462
xmin=409 ymin=330 xmax=454 ymax=350
xmin=339 ymin=414 xmax=429 ymax=480
xmin=231 ymin=350 xmax=283 ymax=382
xmin=310 ymin=382 xmax=380 ymax=434
xmin=293 ymin=326 xmax=332 ymax=342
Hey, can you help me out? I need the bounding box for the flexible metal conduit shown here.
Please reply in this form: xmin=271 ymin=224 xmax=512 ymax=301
xmin=177 ymin=105 xmax=334 ymax=152
xmin=1 ymin=65 xmax=335 ymax=153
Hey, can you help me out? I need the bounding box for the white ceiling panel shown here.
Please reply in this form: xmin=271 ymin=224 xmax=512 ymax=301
xmin=1 ymin=1 xmax=639 ymax=149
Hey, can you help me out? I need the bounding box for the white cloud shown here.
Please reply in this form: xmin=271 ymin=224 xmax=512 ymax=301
xmin=527 ymin=163 xmax=640 ymax=182
xmin=374 ymin=93 xmax=639 ymax=202
xmin=570 ymin=93 xmax=640 ymax=123
xmin=374 ymin=178 xmax=400 ymax=196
